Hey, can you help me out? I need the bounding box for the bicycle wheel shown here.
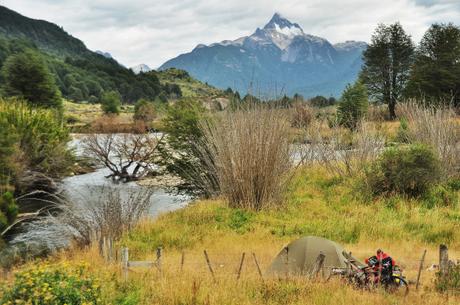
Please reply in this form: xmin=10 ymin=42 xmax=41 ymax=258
xmin=386 ymin=276 xmax=409 ymax=296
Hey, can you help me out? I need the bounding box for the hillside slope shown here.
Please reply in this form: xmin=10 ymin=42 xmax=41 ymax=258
xmin=0 ymin=5 xmax=164 ymax=103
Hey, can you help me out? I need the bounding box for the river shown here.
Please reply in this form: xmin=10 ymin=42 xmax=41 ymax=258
xmin=7 ymin=134 xmax=191 ymax=253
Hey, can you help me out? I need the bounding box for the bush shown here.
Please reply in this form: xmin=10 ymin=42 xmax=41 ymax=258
xmin=291 ymin=103 xmax=314 ymax=128
xmin=0 ymin=98 xmax=72 ymax=194
xmin=101 ymin=91 xmax=121 ymax=115
xmin=367 ymin=144 xmax=441 ymax=197
xmin=0 ymin=192 xmax=18 ymax=234
xmin=435 ymin=264 xmax=460 ymax=294
xmin=161 ymin=99 xmax=218 ymax=197
xmin=133 ymin=98 xmax=156 ymax=123
xmin=394 ymin=117 xmax=411 ymax=143
xmin=0 ymin=262 xmax=102 ymax=305
xmin=200 ymin=108 xmax=292 ymax=209
xmin=337 ymin=82 xmax=368 ymax=130
xmin=1 ymin=50 xmax=62 ymax=110
xmin=397 ymin=102 xmax=460 ymax=178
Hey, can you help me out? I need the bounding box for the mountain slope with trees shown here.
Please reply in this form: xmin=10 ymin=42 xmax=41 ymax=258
xmin=0 ymin=5 xmax=164 ymax=103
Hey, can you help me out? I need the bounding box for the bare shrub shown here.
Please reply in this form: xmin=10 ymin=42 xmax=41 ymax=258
xmin=301 ymin=120 xmax=386 ymax=177
xmin=82 ymin=133 xmax=163 ymax=182
xmin=397 ymin=101 xmax=460 ymax=178
xmin=200 ymin=108 xmax=292 ymax=210
xmin=366 ymin=104 xmax=388 ymax=122
xmin=291 ymin=103 xmax=314 ymax=128
xmin=58 ymin=187 xmax=152 ymax=246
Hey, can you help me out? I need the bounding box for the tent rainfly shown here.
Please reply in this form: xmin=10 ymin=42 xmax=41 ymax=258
xmin=266 ymin=236 xmax=365 ymax=277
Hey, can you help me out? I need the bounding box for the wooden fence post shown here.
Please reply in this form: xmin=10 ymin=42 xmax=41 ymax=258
xmin=204 ymin=250 xmax=216 ymax=281
xmin=180 ymin=251 xmax=185 ymax=273
xmin=439 ymin=244 xmax=449 ymax=278
xmin=156 ymin=247 xmax=162 ymax=274
xmin=252 ymin=253 xmax=264 ymax=282
xmin=284 ymin=246 xmax=289 ymax=279
xmin=236 ymin=252 xmax=246 ymax=280
xmin=310 ymin=252 xmax=326 ymax=280
xmin=416 ymin=249 xmax=427 ymax=290
xmin=121 ymin=247 xmax=129 ymax=281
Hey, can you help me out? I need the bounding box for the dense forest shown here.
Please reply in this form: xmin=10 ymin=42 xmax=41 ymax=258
xmin=0 ymin=5 xmax=179 ymax=103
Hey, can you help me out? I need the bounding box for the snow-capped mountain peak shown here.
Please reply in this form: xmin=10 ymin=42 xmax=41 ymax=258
xmin=131 ymin=64 xmax=151 ymax=74
xmin=251 ymin=13 xmax=308 ymax=50
xmin=263 ymin=13 xmax=303 ymax=32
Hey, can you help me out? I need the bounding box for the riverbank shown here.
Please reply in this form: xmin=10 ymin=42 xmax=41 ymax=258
xmin=2 ymin=166 xmax=459 ymax=304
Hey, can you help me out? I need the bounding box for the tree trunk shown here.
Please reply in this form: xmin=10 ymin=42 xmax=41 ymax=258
xmin=388 ymin=101 xmax=396 ymax=120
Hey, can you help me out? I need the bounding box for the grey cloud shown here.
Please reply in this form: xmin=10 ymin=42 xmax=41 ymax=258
xmin=1 ymin=0 xmax=459 ymax=68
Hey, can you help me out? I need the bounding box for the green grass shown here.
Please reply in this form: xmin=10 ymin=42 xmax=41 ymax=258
xmin=123 ymin=166 xmax=460 ymax=257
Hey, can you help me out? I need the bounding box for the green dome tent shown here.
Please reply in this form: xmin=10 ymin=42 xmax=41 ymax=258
xmin=266 ymin=236 xmax=365 ymax=277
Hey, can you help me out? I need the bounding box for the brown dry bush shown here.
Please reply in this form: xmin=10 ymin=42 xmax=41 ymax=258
xmin=291 ymin=103 xmax=314 ymax=128
xmin=397 ymin=101 xmax=460 ymax=178
xmin=90 ymin=115 xmax=148 ymax=133
xmin=200 ymin=108 xmax=292 ymax=210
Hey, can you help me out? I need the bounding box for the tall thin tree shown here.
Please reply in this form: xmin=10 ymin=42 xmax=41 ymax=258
xmin=405 ymin=23 xmax=460 ymax=107
xmin=360 ymin=23 xmax=414 ymax=119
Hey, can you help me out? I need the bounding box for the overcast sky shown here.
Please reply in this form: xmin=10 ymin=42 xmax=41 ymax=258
xmin=1 ymin=0 xmax=459 ymax=68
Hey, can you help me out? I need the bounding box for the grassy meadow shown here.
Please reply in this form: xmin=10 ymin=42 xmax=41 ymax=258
xmin=2 ymin=166 xmax=459 ymax=304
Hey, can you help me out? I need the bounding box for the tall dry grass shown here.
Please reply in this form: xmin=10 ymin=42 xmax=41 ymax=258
xmin=301 ymin=120 xmax=386 ymax=177
xmin=397 ymin=101 xmax=460 ymax=178
xmin=200 ymin=108 xmax=292 ymax=210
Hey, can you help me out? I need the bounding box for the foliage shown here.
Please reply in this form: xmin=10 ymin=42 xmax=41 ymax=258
xmin=0 ymin=97 xmax=72 ymax=193
xmin=1 ymin=49 xmax=62 ymax=109
xmin=309 ymin=95 xmax=336 ymax=107
xmin=337 ymin=81 xmax=369 ymax=130
xmin=394 ymin=117 xmax=411 ymax=143
xmin=366 ymin=144 xmax=441 ymax=197
xmin=133 ymin=98 xmax=156 ymax=122
xmin=100 ymin=90 xmax=121 ymax=115
xmin=161 ymin=98 xmax=218 ymax=197
xmin=435 ymin=264 xmax=460 ymax=294
xmin=397 ymin=102 xmax=460 ymax=178
xmin=405 ymin=23 xmax=460 ymax=107
xmin=124 ymin=166 xmax=460 ymax=256
xmin=0 ymin=32 xmax=162 ymax=104
xmin=360 ymin=22 xmax=414 ymax=118
xmin=0 ymin=262 xmax=102 ymax=305
xmin=0 ymin=192 xmax=18 ymax=234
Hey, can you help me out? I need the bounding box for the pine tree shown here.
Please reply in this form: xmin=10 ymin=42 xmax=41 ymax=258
xmin=406 ymin=23 xmax=460 ymax=106
xmin=337 ymin=81 xmax=369 ymax=130
xmin=360 ymin=23 xmax=414 ymax=119
xmin=1 ymin=50 xmax=62 ymax=109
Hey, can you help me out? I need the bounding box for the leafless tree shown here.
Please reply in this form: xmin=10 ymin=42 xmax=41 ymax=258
xmin=82 ymin=133 xmax=163 ymax=182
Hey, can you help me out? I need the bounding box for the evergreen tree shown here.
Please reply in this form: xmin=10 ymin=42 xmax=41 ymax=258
xmin=1 ymin=50 xmax=62 ymax=109
xmin=337 ymin=82 xmax=369 ymax=130
xmin=360 ymin=23 xmax=414 ymax=119
xmin=101 ymin=91 xmax=121 ymax=115
xmin=406 ymin=23 xmax=460 ymax=106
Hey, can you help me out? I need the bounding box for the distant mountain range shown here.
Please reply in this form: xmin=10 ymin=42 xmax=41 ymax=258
xmin=160 ymin=13 xmax=367 ymax=97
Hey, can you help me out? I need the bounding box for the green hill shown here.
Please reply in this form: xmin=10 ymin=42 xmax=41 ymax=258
xmin=152 ymin=68 xmax=224 ymax=99
xmin=0 ymin=5 xmax=166 ymax=104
